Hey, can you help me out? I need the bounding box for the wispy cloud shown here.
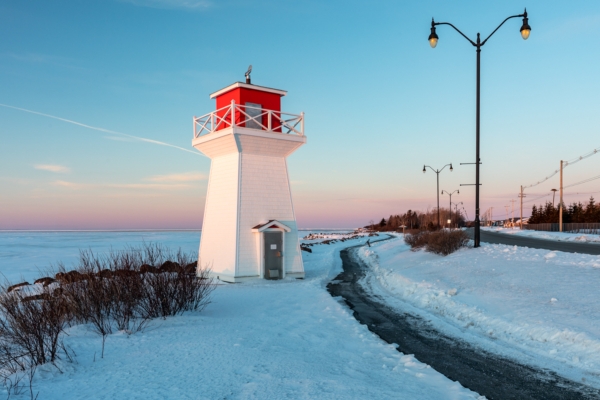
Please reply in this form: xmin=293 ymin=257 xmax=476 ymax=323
xmin=146 ymin=172 xmax=206 ymax=182
xmin=52 ymin=180 xmax=193 ymax=191
xmin=0 ymin=103 xmax=203 ymax=157
xmin=103 ymin=136 xmax=135 ymax=142
xmin=35 ymin=164 xmax=70 ymax=173
xmin=120 ymin=0 xmax=212 ymax=10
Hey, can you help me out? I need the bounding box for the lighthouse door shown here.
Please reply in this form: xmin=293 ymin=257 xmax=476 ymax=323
xmin=263 ymin=232 xmax=283 ymax=280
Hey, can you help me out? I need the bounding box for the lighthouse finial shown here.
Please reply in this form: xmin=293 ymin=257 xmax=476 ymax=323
xmin=245 ymin=65 xmax=252 ymax=84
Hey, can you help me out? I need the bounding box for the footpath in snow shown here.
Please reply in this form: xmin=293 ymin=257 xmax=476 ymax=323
xmin=1 ymin=232 xmax=482 ymax=399
xmin=358 ymin=234 xmax=600 ymax=389
xmin=483 ymin=227 xmax=600 ymax=244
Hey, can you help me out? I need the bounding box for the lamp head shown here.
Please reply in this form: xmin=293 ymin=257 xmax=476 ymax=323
xmin=457 ymin=190 xmax=460 ymax=194
xmin=429 ymin=19 xmax=439 ymax=48
xmin=520 ymin=8 xmax=531 ymax=40
xmin=450 ymin=163 xmax=453 ymax=172
xmin=423 ymin=165 xmax=426 ymax=173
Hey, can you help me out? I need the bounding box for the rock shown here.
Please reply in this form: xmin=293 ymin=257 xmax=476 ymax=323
xmin=22 ymin=293 xmax=51 ymax=302
xmin=160 ymin=261 xmax=182 ymax=273
xmin=184 ymin=262 xmax=197 ymax=274
xmin=98 ymin=269 xmax=113 ymax=279
xmin=113 ymin=269 xmax=138 ymax=278
xmin=34 ymin=277 xmax=56 ymax=287
xmin=141 ymin=264 xmax=159 ymax=274
xmin=7 ymin=282 xmax=29 ymax=292
xmin=56 ymin=270 xmax=85 ymax=283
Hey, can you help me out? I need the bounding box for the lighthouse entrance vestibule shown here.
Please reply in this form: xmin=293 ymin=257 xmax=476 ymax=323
xmin=263 ymin=231 xmax=283 ymax=280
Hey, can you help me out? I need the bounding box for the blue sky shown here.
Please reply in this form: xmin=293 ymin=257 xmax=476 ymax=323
xmin=1 ymin=0 xmax=599 ymax=229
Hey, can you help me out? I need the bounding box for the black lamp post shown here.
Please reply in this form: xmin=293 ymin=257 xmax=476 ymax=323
xmin=442 ymin=189 xmax=459 ymax=227
xmin=423 ymin=163 xmax=453 ymax=228
xmin=428 ymin=9 xmax=531 ymax=247
xmin=451 ymin=201 xmax=464 ymax=228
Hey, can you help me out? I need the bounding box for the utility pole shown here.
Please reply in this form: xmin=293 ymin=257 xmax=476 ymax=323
xmin=559 ymin=160 xmax=563 ymax=232
xmin=519 ymin=186 xmax=525 ymax=230
xmin=490 ymin=207 xmax=494 ymax=226
xmin=510 ymin=199 xmax=517 ymax=229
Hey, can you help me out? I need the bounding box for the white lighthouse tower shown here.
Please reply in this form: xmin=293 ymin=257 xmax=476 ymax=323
xmin=192 ymin=76 xmax=306 ymax=282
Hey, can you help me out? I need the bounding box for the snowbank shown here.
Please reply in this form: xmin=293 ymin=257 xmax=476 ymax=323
xmin=357 ymin=235 xmax=600 ymax=387
xmin=0 ymin=232 xmax=481 ymax=399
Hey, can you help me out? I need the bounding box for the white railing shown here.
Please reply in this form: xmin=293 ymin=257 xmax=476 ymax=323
xmin=193 ymin=100 xmax=304 ymax=138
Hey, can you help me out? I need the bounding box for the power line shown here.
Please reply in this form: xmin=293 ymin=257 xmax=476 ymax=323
xmin=564 ymin=147 xmax=600 ymax=167
xmin=563 ymin=174 xmax=600 ymax=189
xmin=522 ymin=192 xmax=552 ymax=204
xmin=523 ymin=145 xmax=600 ymax=189
xmin=523 ymin=170 xmax=558 ymax=189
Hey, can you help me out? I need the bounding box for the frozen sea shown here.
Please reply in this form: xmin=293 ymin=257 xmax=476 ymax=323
xmin=0 ymin=230 xmax=202 ymax=283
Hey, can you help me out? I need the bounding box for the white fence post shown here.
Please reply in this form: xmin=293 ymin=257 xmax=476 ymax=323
xmin=231 ymin=100 xmax=236 ymax=127
xmin=267 ymin=110 xmax=272 ymax=131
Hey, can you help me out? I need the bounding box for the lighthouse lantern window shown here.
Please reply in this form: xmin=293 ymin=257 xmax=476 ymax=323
xmin=245 ymin=102 xmax=262 ymax=129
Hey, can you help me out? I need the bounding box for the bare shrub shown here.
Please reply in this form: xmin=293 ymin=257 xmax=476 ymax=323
xmin=0 ymin=286 xmax=71 ymax=370
xmin=405 ymin=230 xmax=470 ymax=256
xmin=404 ymin=231 xmax=432 ymax=251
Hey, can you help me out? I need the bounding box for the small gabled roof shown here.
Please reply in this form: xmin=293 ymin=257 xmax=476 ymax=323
xmin=210 ymin=82 xmax=287 ymax=99
xmin=251 ymin=220 xmax=291 ymax=232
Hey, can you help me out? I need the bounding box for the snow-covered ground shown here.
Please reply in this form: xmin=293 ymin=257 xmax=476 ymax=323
xmin=483 ymin=226 xmax=600 ymax=243
xmin=358 ymin=234 xmax=600 ymax=388
xmin=0 ymin=231 xmax=481 ymax=399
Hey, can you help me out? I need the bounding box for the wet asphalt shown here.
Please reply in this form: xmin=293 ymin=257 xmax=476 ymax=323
xmin=326 ymin=237 xmax=600 ymax=400
xmin=473 ymin=228 xmax=600 ymax=255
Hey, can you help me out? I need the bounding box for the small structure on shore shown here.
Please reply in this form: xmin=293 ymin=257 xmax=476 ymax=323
xmin=192 ymin=75 xmax=306 ymax=282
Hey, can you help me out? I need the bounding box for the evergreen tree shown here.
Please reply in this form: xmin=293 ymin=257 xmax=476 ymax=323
xmin=530 ymin=205 xmax=539 ymax=224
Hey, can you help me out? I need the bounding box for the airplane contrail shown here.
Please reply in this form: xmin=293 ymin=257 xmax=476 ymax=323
xmin=0 ymin=103 xmax=203 ymax=157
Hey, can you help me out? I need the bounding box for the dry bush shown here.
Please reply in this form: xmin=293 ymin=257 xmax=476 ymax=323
xmin=404 ymin=231 xmax=432 ymax=251
xmin=60 ymin=244 xmax=215 ymax=356
xmin=0 ymin=286 xmax=72 ymax=374
xmin=425 ymin=230 xmax=470 ymax=256
xmin=405 ymin=230 xmax=470 ymax=256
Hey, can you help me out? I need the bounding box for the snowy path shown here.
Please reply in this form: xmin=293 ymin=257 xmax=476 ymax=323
xmin=330 ymin=237 xmax=599 ymax=399
xmin=1 ymin=232 xmax=482 ymax=399
xmin=356 ymin=234 xmax=600 ymax=398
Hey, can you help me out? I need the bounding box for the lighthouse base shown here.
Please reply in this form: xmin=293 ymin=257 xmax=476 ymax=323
xmin=209 ymin=271 xmax=305 ymax=284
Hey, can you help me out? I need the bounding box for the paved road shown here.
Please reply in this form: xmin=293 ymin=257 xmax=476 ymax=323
xmin=328 ymin=236 xmax=600 ymax=400
xmin=468 ymin=228 xmax=600 ymax=255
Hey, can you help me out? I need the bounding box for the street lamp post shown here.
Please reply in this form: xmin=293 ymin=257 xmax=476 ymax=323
xmin=423 ymin=163 xmax=453 ymax=228
xmin=428 ymin=9 xmax=531 ymax=247
xmin=442 ymin=189 xmax=459 ymax=228
xmin=452 ymin=201 xmax=464 ymax=228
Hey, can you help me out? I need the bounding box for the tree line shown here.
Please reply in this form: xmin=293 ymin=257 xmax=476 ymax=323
xmin=367 ymin=208 xmax=466 ymax=231
xmin=529 ymin=197 xmax=600 ymax=224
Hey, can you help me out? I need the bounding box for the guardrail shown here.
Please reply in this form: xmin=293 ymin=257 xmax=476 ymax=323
xmin=525 ymin=223 xmax=600 ymax=234
xmin=193 ymin=100 xmax=304 ymax=138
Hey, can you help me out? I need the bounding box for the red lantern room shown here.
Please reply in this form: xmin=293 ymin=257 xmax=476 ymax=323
xmin=209 ymin=82 xmax=287 ymax=133
xmin=193 ymin=67 xmax=304 ymax=139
